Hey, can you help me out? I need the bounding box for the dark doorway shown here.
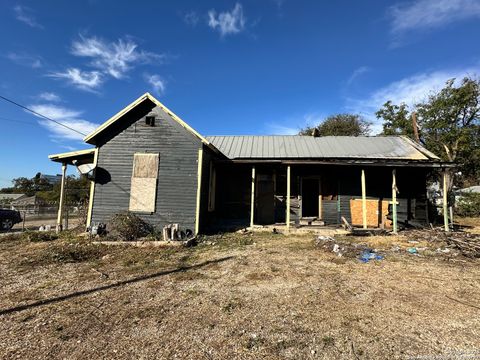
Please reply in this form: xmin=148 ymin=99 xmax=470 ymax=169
xmin=256 ymin=175 xmax=275 ymax=224
xmin=302 ymin=178 xmax=319 ymax=217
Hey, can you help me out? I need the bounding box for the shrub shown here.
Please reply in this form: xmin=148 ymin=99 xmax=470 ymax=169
xmin=23 ymin=231 xmax=59 ymax=242
xmin=47 ymin=240 xmax=106 ymax=263
xmin=456 ymin=192 xmax=480 ymax=217
xmin=109 ymin=212 xmax=154 ymax=241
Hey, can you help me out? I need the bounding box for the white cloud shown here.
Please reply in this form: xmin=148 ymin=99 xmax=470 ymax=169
xmin=346 ymin=66 xmax=370 ymax=86
xmin=389 ymin=0 xmax=480 ymax=33
xmin=184 ymin=11 xmax=199 ymax=26
xmin=29 ymin=104 xmax=99 ymax=141
xmin=265 ymin=123 xmax=298 ymax=135
xmin=49 ymin=68 xmax=103 ymax=92
xmin=14 ymin=5 xmax=43 ymax=29
xmin=71 ymin=35 xmax=165 ymax=79
xmin=145 ymin=74 xmax=166 ymax=96
xmin=208 ymin=3 xmax=246 ymax=37
xmin=38 ymin=92 xmax=61 ymax=102
xmin=7 ymin=52 xmax=42 ymax=68
xmin=265 ymin=112 xmax=324 ymax=135
xmin=346 ymin=66 xmax=480 ymax=134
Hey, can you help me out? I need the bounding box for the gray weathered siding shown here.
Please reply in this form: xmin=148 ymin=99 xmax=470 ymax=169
xmin=91 ymin=104 xmax=202 ymax=232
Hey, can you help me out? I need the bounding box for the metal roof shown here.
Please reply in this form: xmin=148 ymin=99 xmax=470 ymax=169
xmin=206 ymin=135 xmax=440 ymax=161
xmin=0 ymin=194 xmax=26 ymax=201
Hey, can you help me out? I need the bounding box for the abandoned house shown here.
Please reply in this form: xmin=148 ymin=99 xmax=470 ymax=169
xmin=49 ymin=93 xmax=451 ymax=234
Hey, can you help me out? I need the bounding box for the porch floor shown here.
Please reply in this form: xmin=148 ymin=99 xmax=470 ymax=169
xmin=248 ymin=223 xmax=351 ymax=236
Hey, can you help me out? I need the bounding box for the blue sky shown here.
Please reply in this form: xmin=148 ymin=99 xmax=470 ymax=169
xmin=1 ymin=0 xmax=480 ymax=187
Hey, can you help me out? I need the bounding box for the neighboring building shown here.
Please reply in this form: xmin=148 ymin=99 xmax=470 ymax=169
xmin=455 ymin=185 xmax=480 ymax=205
xmin=49 ymin=93 xmax=450 ymax=234
xmin=39 ymin=174 xmax=62 ymax=184
xmin=10 ymin=195 xmax=47 ymax=215
xmin=457 ymin=185 xmax=480 ymax=194
xmin=0 ymin=193 xmax=27 ymax=209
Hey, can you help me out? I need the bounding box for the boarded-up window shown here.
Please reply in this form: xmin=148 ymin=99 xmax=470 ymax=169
xmin=129 ymin=153 xmax=159 ymax=212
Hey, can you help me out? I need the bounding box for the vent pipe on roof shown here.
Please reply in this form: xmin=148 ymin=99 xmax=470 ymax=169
xmin=311 ymin=128 xmax=320 ymax=137
xmin=412 ymin=112 xmax=420 ymax=143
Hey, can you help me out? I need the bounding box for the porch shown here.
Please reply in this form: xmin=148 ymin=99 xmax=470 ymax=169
xmin=206 ymin=161 xmax=447 ymax=233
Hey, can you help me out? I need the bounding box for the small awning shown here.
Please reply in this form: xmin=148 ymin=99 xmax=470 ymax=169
xmin=48 ymin=148 xmax=95 ymax=165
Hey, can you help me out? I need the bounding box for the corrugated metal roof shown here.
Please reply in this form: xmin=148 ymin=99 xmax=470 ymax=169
xmin=0 ymin=194 xmax=26 ymax=201
xmin=206 ymin=135 xmax=440 ymax=160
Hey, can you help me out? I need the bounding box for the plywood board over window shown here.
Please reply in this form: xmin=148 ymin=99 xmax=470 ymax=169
xmin=129 ymin=153 xmax=159 ymax=213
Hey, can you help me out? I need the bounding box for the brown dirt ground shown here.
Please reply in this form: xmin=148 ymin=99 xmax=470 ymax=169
xmin=0 ymin=230 xmax=479 ymax=360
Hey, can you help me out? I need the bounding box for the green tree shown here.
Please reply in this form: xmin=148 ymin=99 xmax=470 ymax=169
xmin=1 ymin=174 xmax=90 ymax=204
xmin=376 ymin=101 xmax=414 ymax=137
xmin=299 ymin=114 xmax=371 ymax=136
xmin=376 ymin=77 xmax=480 ymax=187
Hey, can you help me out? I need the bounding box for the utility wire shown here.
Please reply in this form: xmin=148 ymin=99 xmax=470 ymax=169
xmin=0 ymin=94 xmax=87 ymax=137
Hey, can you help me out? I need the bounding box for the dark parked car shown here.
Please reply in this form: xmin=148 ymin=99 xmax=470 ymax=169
xmin=0 ymin=209 xmax=22 ymax=231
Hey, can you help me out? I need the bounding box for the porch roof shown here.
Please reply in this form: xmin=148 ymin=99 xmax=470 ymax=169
xmin=48 ymin=148 xmax=95 ymax=165
xmin=207 ymin=135 xmax=440 ymax=161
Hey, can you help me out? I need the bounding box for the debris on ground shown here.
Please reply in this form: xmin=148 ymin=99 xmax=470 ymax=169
xmin=407 ymin=247 xmax=418 ymax=254
xmin=403 ymin=229 xmax=480 ymax=258
xmin=359 ymin=249 xmax=384 ymax=263
xmin=315 ymin=235 xmax=378 ymax=259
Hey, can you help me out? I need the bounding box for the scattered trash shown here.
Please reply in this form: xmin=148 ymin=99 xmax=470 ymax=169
xmin=359 ymin=249 xmax=384 ymax=263
xmin=407 ymin=247 xmax=418 ymax=254
xmin=332 ymin=244 xmax=343 ymax=257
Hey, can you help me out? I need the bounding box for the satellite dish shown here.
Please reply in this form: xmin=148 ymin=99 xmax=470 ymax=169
xmin=73 ymin=161 xmax=95 ymax=175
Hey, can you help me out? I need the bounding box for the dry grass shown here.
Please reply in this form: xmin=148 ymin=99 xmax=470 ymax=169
xmin=0 ymin=230 xmax=479 ymax=359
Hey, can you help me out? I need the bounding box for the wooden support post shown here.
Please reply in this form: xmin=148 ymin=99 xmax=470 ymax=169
xmin=56 ymin=163 xmax=67 ymax=233
xmin=392 ymin=169 xmax=398 ymax=234
xmin=318 ymin=179 xmax=322 ymax=220
xmin=286 ymin=165 xmax=291 ymax=230
xmin=195 ymin=148 xmax=203 ymax=236
xmin=361 ymin=169 xmax=367 ymax=229
xmin=86 ymin=148 xmax=99 ymax=230
xmin=250 ymin=166 xmax=255 ymax=228
xmin=443 ymin=170 xmax=449 ymax=232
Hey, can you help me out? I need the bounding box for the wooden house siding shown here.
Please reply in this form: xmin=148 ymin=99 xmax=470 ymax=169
xmin=91 ymin=104 xmax=202 ymax=231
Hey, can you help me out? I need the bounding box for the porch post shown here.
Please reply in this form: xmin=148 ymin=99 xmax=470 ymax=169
xmin=392 ymin=169 xmax=398 ymax=234
xmin=56 ymin=163 xmax=67 ymax=233
xmin=195 ymin=148 xmax=203 ymax=236
xmin=86 ymin=148 xmax=99 ymax=230
xmin=361 ymin=169 xmax=367 ymax=229
xmin=443 ymin=170 xmax=449 ymax=232
xmin=286 ymin=165 xmax=291 ymax=230
xmin=250 ymin=166 xmax=255 ymax=228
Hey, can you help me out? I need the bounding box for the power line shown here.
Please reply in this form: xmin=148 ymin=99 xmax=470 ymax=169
xmin=0 ymin=94 xmax=87 ymax=137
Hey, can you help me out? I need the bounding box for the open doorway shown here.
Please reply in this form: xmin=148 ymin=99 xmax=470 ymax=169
xmin=256 ymin=174 xmax=275 ymax=224
xmin=302 ymin=178 xmax=320 ymax=217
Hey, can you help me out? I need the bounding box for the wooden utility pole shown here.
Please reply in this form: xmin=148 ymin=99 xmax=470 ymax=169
xmin=412 ymin=112 xmax=420 ymax=143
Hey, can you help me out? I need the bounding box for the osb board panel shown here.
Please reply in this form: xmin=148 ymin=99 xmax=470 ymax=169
xmin=129 ymin=178 xmax=157 ymax=212
xmin=381 ymin=201 xmax=393 ymax=228
xmin=350 ymin=199 xmax=392 ymax=228
xmin=133 ymin=153 xmax=159 ymax=178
